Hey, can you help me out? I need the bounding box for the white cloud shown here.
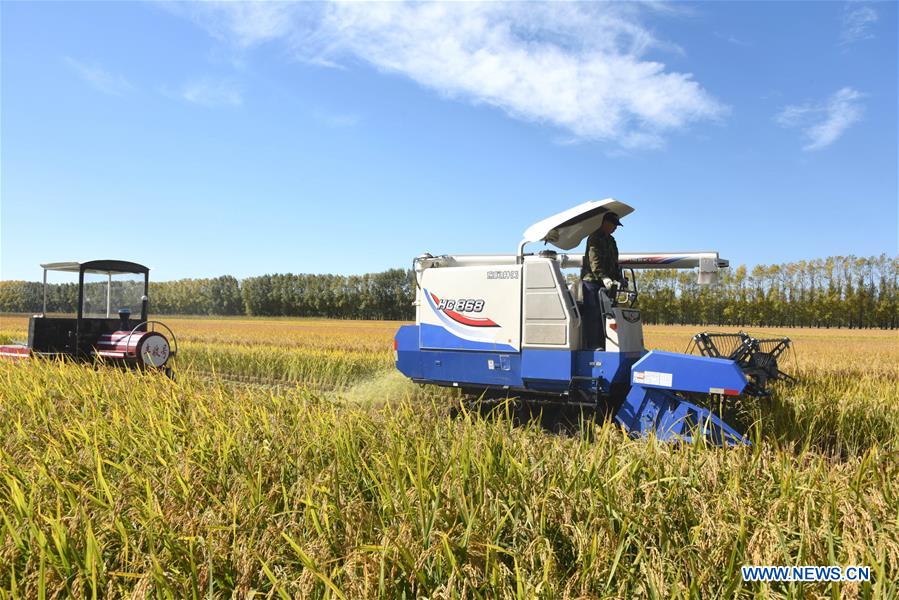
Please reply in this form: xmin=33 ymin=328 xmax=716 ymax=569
xmin=63 ymin=57 xmax=134 ymax=96
xmin=776 ymin=87 xmax=864 ymax=151
xmin=168 ymin=2 xmax=727 ymax=149
xmin=179 ymin=78 xmax=243 ymax=107
xmin=163 ymin=1 xmax=297 ymax=47
xmin=840 ymin=3 xmax=878 ymax=45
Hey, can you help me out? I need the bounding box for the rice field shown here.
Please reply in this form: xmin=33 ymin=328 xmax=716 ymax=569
xmin=0 ymin=314 xmax=897 ymax=598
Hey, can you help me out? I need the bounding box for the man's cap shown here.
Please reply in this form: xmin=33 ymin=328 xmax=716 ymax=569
xmin=603 ymin=212 xmax=623 ymax=227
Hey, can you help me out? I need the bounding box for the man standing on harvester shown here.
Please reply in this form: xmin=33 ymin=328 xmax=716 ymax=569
xmin=580 ymin=212 xmax=624 ymax=348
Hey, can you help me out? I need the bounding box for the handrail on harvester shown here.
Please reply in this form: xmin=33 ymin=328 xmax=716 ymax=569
xmin=414 ymin=251 xmax=728 ymax=285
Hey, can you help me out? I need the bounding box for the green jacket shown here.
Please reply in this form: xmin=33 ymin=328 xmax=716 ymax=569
xmin=581 ymin=230 xmax=621 ymax=283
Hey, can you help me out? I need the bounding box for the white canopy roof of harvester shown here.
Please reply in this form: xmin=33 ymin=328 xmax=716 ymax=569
xmin=521 ymin=198 xmax=635 ymax=252
xmin=40 ymin=260 xmax=150 ymax=275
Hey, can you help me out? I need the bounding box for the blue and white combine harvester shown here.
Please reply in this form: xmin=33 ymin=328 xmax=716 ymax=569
xmin=394 ymin=199 xmax=794 ymax=447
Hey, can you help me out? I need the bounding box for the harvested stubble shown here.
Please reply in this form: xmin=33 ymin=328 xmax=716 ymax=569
xmin=0 ymin=316 xmax=897 ymax=598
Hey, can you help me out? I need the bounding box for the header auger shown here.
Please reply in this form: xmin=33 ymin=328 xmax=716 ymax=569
xmin=394 ymin=198 xmax=797 ymax=447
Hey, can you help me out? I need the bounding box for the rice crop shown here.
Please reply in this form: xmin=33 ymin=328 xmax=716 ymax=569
xmin=0 ymin=316 xmax=897 ymax=598
xmin=178 ymin=342 xmax=392 ymax=390
xmin=0 ymin=315 xmax=395 ymax=391
xmin=0 ymin=314 xmax=399 ymax=354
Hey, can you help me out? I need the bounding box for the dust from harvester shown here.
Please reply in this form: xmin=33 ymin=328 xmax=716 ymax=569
xmin=338 ymin=369 xmax=423 ymax=406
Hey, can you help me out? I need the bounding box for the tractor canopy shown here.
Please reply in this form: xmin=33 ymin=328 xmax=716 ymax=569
xmin=521 ymin=198 xmax=635 ymax=252
xmin=39 ymin=260 xmax=150 ymax=320
xmin=41 ymin=260 xmax=150 ymax=275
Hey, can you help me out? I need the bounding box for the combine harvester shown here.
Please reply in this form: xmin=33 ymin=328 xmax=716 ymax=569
xmin=0 ymin=260 xmax=177 ymax=375
xmin=394 ymin=199 xmax=793 ymax=446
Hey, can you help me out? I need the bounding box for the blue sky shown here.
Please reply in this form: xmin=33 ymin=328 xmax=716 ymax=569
xmin=2 ymin=1 xmax=896 ymax=281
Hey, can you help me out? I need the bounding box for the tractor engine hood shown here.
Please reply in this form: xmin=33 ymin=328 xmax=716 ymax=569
xmin=520 ymin=198 xmax=635 ymax=253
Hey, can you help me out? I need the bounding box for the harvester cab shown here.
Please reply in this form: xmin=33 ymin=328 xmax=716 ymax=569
xmin=0 ymin=260 xmax=177 ymax=375
xmin=394 ymin=199 xmax=792 ymax=447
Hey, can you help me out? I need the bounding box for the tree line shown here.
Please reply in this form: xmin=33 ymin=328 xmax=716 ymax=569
xmin=634 ymin=254 xmax=897 ymax=329
xmin=1 ymin=255 xmax=896 ymax=328
xmin=0 ymin=270 xmax=413 ymax=321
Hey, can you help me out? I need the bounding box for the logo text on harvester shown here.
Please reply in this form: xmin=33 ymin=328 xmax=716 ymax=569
xmin=742 ymin=565 xmax=871 ymax=582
